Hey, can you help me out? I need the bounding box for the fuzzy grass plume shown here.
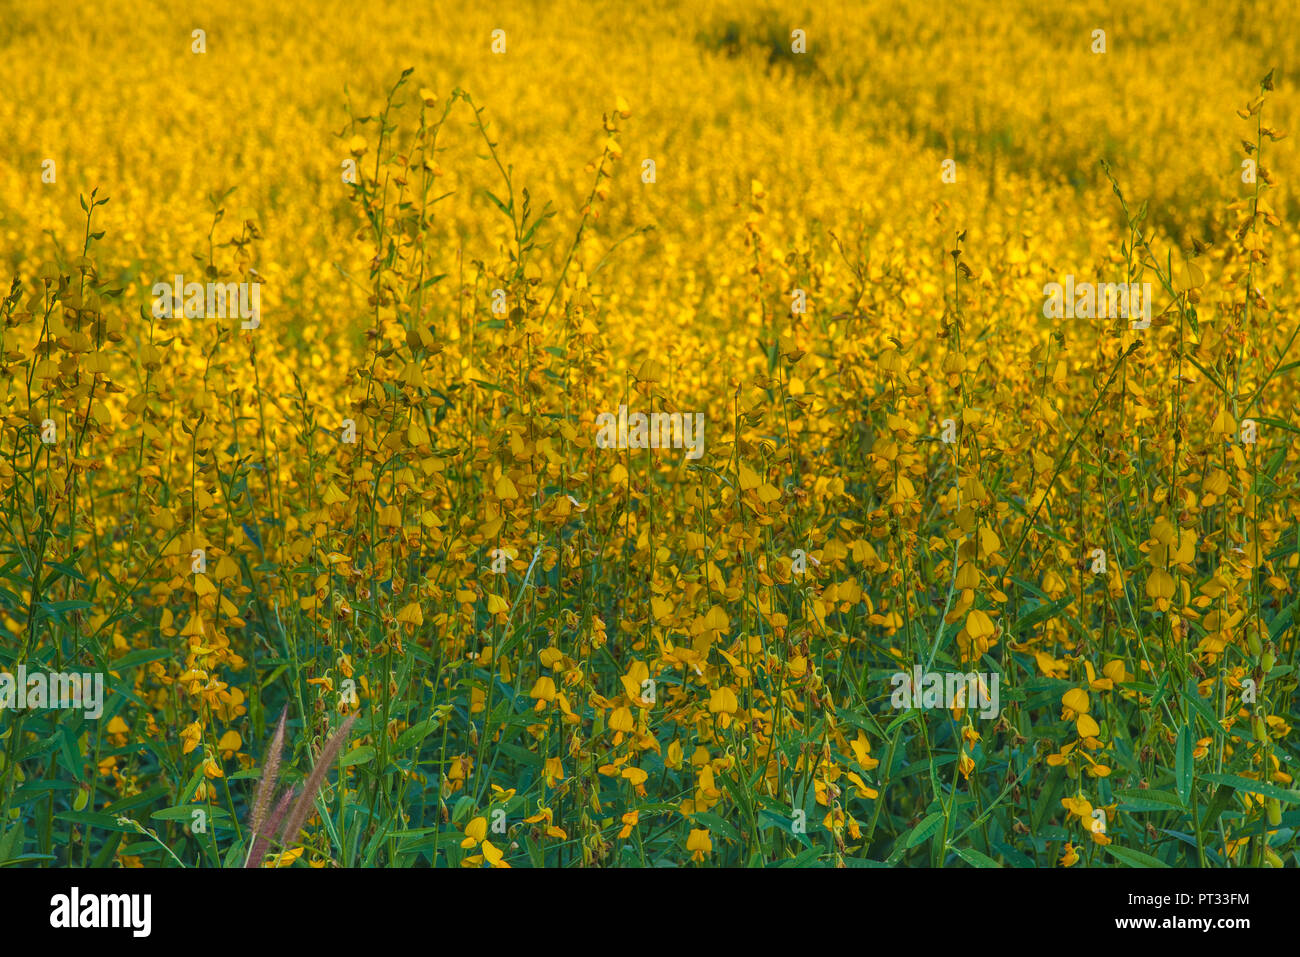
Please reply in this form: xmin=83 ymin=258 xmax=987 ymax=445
xmin=243 ymin=712 xmax=357 ymax=868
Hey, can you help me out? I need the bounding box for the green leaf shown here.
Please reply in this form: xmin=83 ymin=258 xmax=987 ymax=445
xmin=1184 ymin=688 xmax=1222 ymax=738
xmin=340 ymin=745 xmax=375 ymax=767
xmin=776 ymin=845 xmax=827 ymax=867
xmin=1202 ymin=773 xmax=1299 ymax=804
xmin=1013 ymin=596 xmax=1072 ymax=634
xmin=481 ymin=189 xmax=512 ymax=219
xmin=451 ymin=796 xmax=476 ymax=824
xmin=0 ymin=821 xmax=24 ymax=861
xmin=91 ymin=832 xmax=122 ymax=867
xmin=1269 ymin=601 xmax=1295 ymax=642
xmin=54 ymin=811 xmax=137 ymax=833
xmin=41 ymin=560 xmax=87 ymax=586
xmin=58 ymin=726 xmax=82 ymax=779
xmin=799 ymin=777 xmax=818 ymax=824
xmin=176 ymin=764 xmax=207 ymax=805
xmin=691 ymin=811 xmax=742 ymax=844
xmin=1252 ymin=415 xmax=1300 ymax=436
xmin=1114 ymin=788 xmax=1186 ymax=812
xmin=756 ymin=809 xmax=811 ymax=846
xmin=151 ymin=806 xmax=231 ymax=824
xmin=525 ymin=833 xmax=545 ymax=868
xmin=1201 ymin=783 xmax=1238 ymax=833
xmin=394 ymin=714 xmax=448 ymax=751
xmin=885 ymin=708 xmax=919 ymax=735
xmin=953 ymin=845 xmax=1002 ymax=868
xmin=906 ymin=812 xmax=944 ymax=848
xmin=1104 ymin=844 xmax=1170 ymax=868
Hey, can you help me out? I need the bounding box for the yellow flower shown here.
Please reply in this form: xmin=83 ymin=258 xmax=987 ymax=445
xmin=958 ymin=750 xmax=975 ymax=780
xmin=686 ymin=828 xmax=712 ymax=861
xmin=461 ymin=816 xmax=488 ymax=848
xmin=850 ymin=730 xmax=880 ymax=771
xmin=1061 ymin=688 xmax=1090 ymax=719
xmin=217 ymin=730 xmax=242 ymax=759
xmin=530 ymin=676 xmax=557 ymax=709
xmin=267 ymin=847 xmax=304 ymax=868
xmin=621 ymin=766 xmax=649 ymax=791
xmin=1146 ymin=568 xmax=1176 ymax=608
xmin=608 ymin=706 xmax=635 ymax=733
xmin=1103 ymin=660 xmax=1129 ymax=685
xmin=109 ymin=716 xmax=134 ymax=749
xmin=844 ymin=771 xmax=878 ymax=800
xmin=321 ymin=482 xmax=349 ymax=505
xmin=544 ymin=757 xmax=564 ymax=787
xmin=1076 ymin=713 xmax=1101 ymax=738
xmin=665 ymin=739 xmax=684 ymax=770
xmin=480 ymin=841 xmax=509 ymax=868
xmin=494 ymin=475 xmax=519 ymax=500
xmin=708 ymin=687 xmax=737 ymax=714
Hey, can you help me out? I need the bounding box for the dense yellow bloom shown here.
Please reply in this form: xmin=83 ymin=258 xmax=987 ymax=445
xmin=0 ymin=0 xmax=1294 ymax=873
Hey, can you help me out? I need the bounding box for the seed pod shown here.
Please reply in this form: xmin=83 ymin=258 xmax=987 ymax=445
xmin=1248 ymin=633 xmax=1262 ymax=656
xmin=1267 ymin=798 xmax=1282 ymax=827
xmin=1264 ymin=847 xmax=1283 ymax=868
xmin=1253 ymin=715 xmax=1268 ymax=742
xmin=1262 ymin=650 xmax=1276 ymax=672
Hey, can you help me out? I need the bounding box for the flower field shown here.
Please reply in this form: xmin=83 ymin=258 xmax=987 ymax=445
xmin=1 ymin=0 xmax=1298 ymax=869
